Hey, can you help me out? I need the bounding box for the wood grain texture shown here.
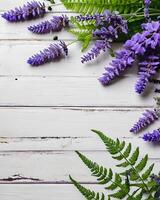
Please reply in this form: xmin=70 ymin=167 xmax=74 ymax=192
xmin=0 ymin=184 xmax=104 ymax=200
xmin=0 ymin=76 xmax=157 ymax=107
xmin=0 ymin=0 xmax=160 ymax=199
xmin=0 ymin=151 xmax=159 ymax=184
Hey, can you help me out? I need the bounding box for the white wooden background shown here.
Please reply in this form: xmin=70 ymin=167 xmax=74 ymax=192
xmin=0 ymin=1 xmax=160 ymax=199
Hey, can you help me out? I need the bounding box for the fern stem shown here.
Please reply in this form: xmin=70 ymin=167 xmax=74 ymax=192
xmin=67 ymin=40 xmax=79 ymax=46
xmin=49 ymin=3 xmax=63 ymax=7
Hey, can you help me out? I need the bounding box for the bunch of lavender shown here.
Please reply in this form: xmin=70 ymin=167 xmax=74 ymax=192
xmin=79 ymin=10 xmax=128 ymax=63
xmin=99 ymin=21 xmax=160 ymax=94
xmin=27 ymin=41 xmax=68 ymax=66
xmin=28 ymin=15 xmax=69 ymax=34
xmin=1 ymin=1 xmax=46 ymax=22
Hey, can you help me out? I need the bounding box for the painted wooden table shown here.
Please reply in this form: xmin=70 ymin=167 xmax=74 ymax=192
xmin=0 ymin=1 xmax=160 ymax=199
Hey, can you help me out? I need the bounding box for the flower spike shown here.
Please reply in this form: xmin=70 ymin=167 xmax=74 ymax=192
xmin=28 ymin=15 xmax=69 ymax=34
xmin=1 ymin=1 xmax=46 ymax=22
xmin=27 ymin=41 xmax=68 ymax=66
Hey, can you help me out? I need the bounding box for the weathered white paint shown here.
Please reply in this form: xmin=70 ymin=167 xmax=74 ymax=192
xmin=0 ymin=76 xmax=157 ymax=107
xmin=0 ymin=0 xmax=159 ymax=199
xmin=0 ymin=107 xmax=159 ymax=137
xmin=0 ymin=184 xmax=104 ymax=200
xmin=0 ymin=151 xmax=159 ymax=183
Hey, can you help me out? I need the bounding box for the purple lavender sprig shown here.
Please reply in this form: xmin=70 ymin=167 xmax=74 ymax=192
xmin=28 ymin=15 xmax=69 ymax=34
xmin=27 ymin=41 xmax=68 ymax=66
xmin=81 ymin=40 xmax=109 ymax=63
xmin=99 ymin=49 xmax=135 ymax=85
xmin=1 ymin=1 xmax=46 ymax=22
xmin=135 ymin=55 xmax=159 ymax=94
xmin=143 ymin=129 xmax=160 ymax=142
xmin=80 ymin=10 xmax=128 ymax=63
xmin=130 ymin=109 xmax=160 ymax=133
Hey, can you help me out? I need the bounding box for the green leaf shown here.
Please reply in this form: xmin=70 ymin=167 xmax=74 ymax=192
xmin=105 ymin=174 xmax=122 ymax=190
xmin=142 ymin=164 xmax=154 ymax=180
xmin=134 ymin=190 xmax=143 ymax=200
xmin=109 ymin=188 xmax=129 ymax=199
xmin=135 ymin=155 xmax=148 ymax=172
xmin=123 ymin=143 xmax=131 ymax=158
xmin=129 ymin=147 xmax=139 ymax=165
xmin=116 ymin=161 xmax=129 ymax=168
xmin=70 ymin=175 xmax=105 ymax=200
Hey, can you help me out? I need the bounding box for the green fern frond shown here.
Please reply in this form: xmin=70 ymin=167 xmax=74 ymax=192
xmin=91 ymin=129 xmax=154 ymax=193
xmin=70 ymin=130 xmax=157 ymax=199
xmin=60 ymin=0 xmax=144 ymax=15
xmin=69 ymin=175 xmax=105 ymax=200
xmin=75 ymin=151 xmax=131 ymax=199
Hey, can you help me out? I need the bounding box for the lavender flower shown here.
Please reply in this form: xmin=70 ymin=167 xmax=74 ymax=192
xmin=135 ymin=55 xmax=159 ymax=94
xmin=27 ymin=41 xmax=68 ymax=66
xmin=143 ymin=129 xmax=160 ymax=142
xmin=130 ymin=109 xmax=160 ymax=133
xmin=1 ymin=1 xmax=46 ymax=22
xmin=79 ymin=10 xmax=128 ymax=63
xmin=81 ymin=40 xmax=109 ymax=63
xmin=28 ymin=15 xmax=69 ymax=34
xmin=99 ymin=49 xmax=135 ymax=85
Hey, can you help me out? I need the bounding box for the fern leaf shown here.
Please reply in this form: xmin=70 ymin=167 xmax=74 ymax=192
xmin=109 ymin=187 xmax=129 ymax=199
xmin=142 ymin=164 xmax=154 ymax=180
xmin=70 ymin=175 xmax=105 ymax=200
xmin=116 ymin=161 xmax=129 ymax=168
xmin=134 ymin=190 xmax=143 ymax=200
xmin=105 ymin=174 xmax=122 ymax=190
xmin=129 ymin=147 xmax=139 ymax=165
xmin=76 ymin=151 xmax=113 ymax=185
xmin=135 ymin=155 xmax=148 ymax=172
xmin=123 ymin=143 xmax=132 ymax=158
xmin=75 ymin=151 xmax=130 ymax=198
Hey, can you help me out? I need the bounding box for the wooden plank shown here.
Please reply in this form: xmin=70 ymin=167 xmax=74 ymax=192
xmin=0 ymin=76 xmax=156 ymax=107
xmin=0 ymin=107 xmax=157 ymax=137
xmin=0 ymin=184 xmax=103 ymax=200
xmin=1 ymin=137 xmax=160 ymax=158
xmin=0 ymin=107 xmax=159 ymax=147
xmin=0 ymin=151 xmax=159 ymax=183
xmin=0 ymin=41 xmax=123 ymax=77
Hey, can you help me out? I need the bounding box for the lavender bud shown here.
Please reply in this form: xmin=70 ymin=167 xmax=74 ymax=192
xmin=81 ymin=40 xmax=109 ymax=63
